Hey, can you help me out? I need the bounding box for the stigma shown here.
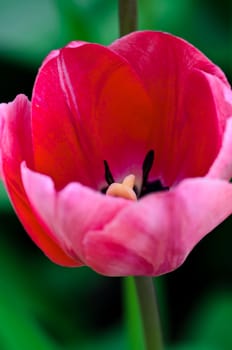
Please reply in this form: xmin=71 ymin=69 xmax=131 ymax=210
xmin=106 ymin=174 xmax=137 ymax=201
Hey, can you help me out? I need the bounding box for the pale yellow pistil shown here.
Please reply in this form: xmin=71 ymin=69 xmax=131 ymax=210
xmin=106 ymin=174 xmax=137 ymax=201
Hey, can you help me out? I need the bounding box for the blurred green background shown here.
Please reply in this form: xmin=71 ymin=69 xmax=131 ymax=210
xmin=0 ymin=0 xmax=231 ymax=349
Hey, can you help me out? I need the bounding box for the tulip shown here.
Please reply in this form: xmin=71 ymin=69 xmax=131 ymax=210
xmin=0 ymin=31 xmax=232 ymax=276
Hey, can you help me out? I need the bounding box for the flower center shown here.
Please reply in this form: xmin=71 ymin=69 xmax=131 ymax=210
xmin=102 ymin=150 xmax=169 ymax=198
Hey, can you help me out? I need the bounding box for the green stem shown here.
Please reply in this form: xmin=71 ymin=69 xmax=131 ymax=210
xmin=118 ymin=2 xmax=163 ymax=349
xmin=134 ymin=277 xmax=163 ymax=350
xmin=118 ymin=0 xmax=138 ymax=36
xmin=124 ymin=277 xmax=144 ymax=350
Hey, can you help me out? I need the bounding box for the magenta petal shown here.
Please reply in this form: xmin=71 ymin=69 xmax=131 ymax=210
xmin=0 ymin=95 xmax=33 ymax=173
xmin=0 ymin=110 xmax=4 ymax=179
xmin=21 ymin=163 xmax=132 ymax=263
xmin=83 ymin=178 xmax=232 ymax=276
xmin=21 ymin=163 xmax=232 ymax=276
xmin=208 ymin=117 xmax=232 ymax=180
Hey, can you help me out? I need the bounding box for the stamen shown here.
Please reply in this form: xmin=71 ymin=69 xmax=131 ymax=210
xmin=140 ymin=150 xmax=169 ymax=197
xmin=142 ymin=150 xmax=154 ymax=185
xmin=103 ymin=160 xmax=115 ymax=185
xmin=106 ymin=174 xmax=137 ymax=201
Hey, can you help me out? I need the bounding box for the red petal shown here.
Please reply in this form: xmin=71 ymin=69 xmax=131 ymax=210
xmin=32 ymin=41 xmax=154 ymax=190
xmin=0 ymin=95 xmax=79 ymax=266
xmin=32 ymin=44 xmax=95 ymax=190
xmin=110 ymin=31 xmax=231 ymax=185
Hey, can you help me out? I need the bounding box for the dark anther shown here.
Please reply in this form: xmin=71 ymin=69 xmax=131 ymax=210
xmin=101 ymin=150 xmax=169 ymax=196
xmin=142 ymin=150 xmax=154 ymax=185
xmin=103 ymin=160 xmax=115 ymax=185
xmin=141 ymin=179 xmax=169 ymax=197
xmin=140 ymin=150 xmax=169 ymax=197
xmin=101 ymin=160 xmax=115 ymax=194
xmin=133 ymin=185 xmax=139 ymax=197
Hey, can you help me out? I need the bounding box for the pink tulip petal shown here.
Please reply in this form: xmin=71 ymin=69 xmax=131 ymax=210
xmin=83 ymin=178 xmax=232 ymax=276
xmin=0 ymin=111 xmax=4 ymax=179
xmin=1 ymin=31 xmax=232 ymax=276
xmin=0 ymin=95 xmax=79 ymax=266
xmin=0 ymin=95 xmax=34 ymax=171
xmin=21 ymin=163 xmax=132 ymax=263
xmin=208 ymin=116 xmax=232 ymax=180
xmin=21 ymin=161 xmax=232 ymax=276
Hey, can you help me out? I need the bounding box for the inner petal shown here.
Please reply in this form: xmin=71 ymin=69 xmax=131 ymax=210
xmin=158 ymin=70 xmax=225 ymax=186
xmin=31 ymin=47 xmax=93 ymax=191
xmin=110 ymin=32 xmax=230 ymax=188
xmin=32 ymin=37 xmax=229 ymax=195
xmin=50 ymin=43 xmax=156 ymax=190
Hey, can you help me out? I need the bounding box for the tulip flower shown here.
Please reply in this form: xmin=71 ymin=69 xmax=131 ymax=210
xmin=0 ymin=31 xmax=232 ymax=276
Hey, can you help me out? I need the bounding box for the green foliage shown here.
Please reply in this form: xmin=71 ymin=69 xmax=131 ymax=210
xmin=0 ymin=235 xmax=57 ymax=349
xmin=139 ymin=0 xmax=231 ymax=72
xmin=0 ymin=0 xmax=230 ymax=74
xmin=0 ymin=183 xmax=12 ymax=213
xmin=0 ymin=0 xmax=118 ymax=67
xmin=185 ymin=292 xmax=232 ymax=350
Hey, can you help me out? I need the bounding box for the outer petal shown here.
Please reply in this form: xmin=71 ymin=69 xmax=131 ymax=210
xmin=207 ymin=117 xmax=232 ymax=180
xmin=21 ymin=163 xmax=232 ymax=276
xmin=110 ymin=31 xmax=231 ymax=185
xmin=21 ymin=164 xmax=133 ymax=264
xmin=83 ymin=178 xmax=232 ymax=276
xmin=110 ymin=31 xmax=229 ymax=96
xmin=0 ymin=95 xmax=79 ymax=266
xmin=0 ymin=110 xmax=4 ymax=179
xmin=31 ymin=43 xmax=96 ymax=191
